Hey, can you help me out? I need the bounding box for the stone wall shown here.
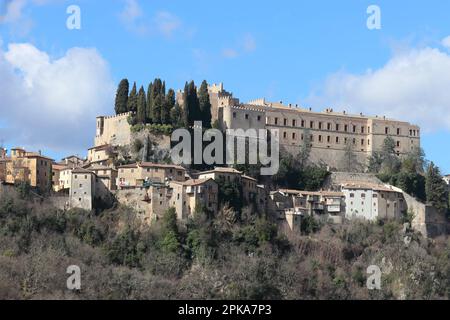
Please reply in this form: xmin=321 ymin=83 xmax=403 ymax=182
xmin=403 ymin=192 xmax=448 ymax=238
xmin=323 ymin=172 xmax=383 ymax=191
xmin=115 ymin=188 xmax=151 ymax=222
xmin=48 ymin=195 xmax=70 ymax=210
xmin=95 ymin=113 xmax=132 ymax=147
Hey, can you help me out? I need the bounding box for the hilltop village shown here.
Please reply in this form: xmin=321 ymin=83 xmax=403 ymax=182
xmin=0 ymin=81 xmax=448 ymax=239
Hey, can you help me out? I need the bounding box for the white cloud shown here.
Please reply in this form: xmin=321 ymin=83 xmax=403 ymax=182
xmin=0 ymin=0 xmax=27 ymax=23
xmin=441 ymin=36 xmax=450 ymax=50
xmin=222 ymin=33 xmax=257 ymax=59
xmin=119 ymin=0 xmax=148 ymax=35
xmin=119 ymin=0 xmax=142 ymax=24
xmin=154 ymin=11 xmax=181 ymax=38
xmin=306 ymin=43 xmax=450 ymax=132
xmin=0 ymin=0 xmax=60 ymax=35
xmin=222 ymin=48 xmax=238 ymax=59
xmin=119 ymin=1 xmax=182 ymax=38
xmin=0 ymin=43 xmax=115 ymax=155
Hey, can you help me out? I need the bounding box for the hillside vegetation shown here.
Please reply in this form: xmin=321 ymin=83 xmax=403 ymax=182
xmin=0 ymin=188 xmax=448 ymax=300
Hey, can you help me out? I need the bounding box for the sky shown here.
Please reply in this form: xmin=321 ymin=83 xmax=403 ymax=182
xmin=0 ymin=0 xmax=449 ymax=173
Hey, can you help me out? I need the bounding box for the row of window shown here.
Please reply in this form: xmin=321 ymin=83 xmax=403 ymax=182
xmin=233 ymin=112 xmax=420 ymax=137
xmin=120 ymin=168 xmax=183 ymax=176
xmin=279 ymin=131 xmax=373 ymax=146
xmin=279 ymin=131 xmax=406 ymax=149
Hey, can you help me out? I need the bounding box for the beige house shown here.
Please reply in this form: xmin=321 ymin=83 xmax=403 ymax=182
xmin=0 ymin=148 xmax=7 ymax=182
xmin=87 ymin=144 xmax=115 ymax=166
xmin=197 ymin=167 xmax=242 ymax=182
xmin=52 ymin=163 xmax=67 ymax=192
xmin=117 ymin=162 xmax=186 ymax=189
xmin=61 ymin=155 xmax=85 ymax=167
xmin=5 ymin=148 xmax=53 ymax=191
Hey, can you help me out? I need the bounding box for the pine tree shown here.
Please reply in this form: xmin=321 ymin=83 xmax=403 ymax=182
xmin=162 ymin=89 xmax=175 ymax=124
xmin=425 ymin=162 xmax=448 ymax=212
xmin=198 ymin=80 xmax=212 ymax=128
xmin=146 ymin=82 xmax=153 ymax=123
xmin=114 ymin=79 xmax=129 ymax=114
xmin=127 ymin=82 xmax=138 ymax=113
xmin=137 ymin=86 xmax=147 ymax=124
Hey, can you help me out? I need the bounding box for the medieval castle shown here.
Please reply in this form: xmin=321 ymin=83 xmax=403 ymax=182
xmin=96 ymin=82 xmax=421 ymax=170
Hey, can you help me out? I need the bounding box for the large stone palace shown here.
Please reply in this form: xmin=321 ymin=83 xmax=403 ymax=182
xmin=94 ymin=82 xmax=421 ymax=170
xmin=210 ymin=84 xmax=420 ymax=170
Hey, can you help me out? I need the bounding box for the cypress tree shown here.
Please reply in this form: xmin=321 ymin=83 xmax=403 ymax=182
xmin=137 ymin=86 xmax=147 ymax=124
xmin=183 ymin=81 xmax=200 ymax=127
xmin=146 ymin=82 xmax=153 ymax=123
xmin=425 ymin=162 xmax=448 ymax=212
xmin=198 ymin=80 xmax=212 ymax=128
xmin=182 ymin=82 xmax=189 ymax=127
xmin=114 ymin=79 xmax=129 ymax=114
xmin=170 ymin=102 xmax=183 ymax=128
xmin=127 ymin=82 xmax=138 ymax=113
xmin=162 ymin=80 xmax=166 ymax=96
xmin=151 ymin=79 xmax=163 ymax=124
xmin=162 ymin=89 xmax=175 ymax=124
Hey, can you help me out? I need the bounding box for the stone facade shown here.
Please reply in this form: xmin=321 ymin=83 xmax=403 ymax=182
xmin=115 ymin=178 xmax=219 ymax=224
xmin=70 ymin=168 xmax=95 ymax=210
xmin=269 ymin=189 xmax=345 ymax=232
xmin=95 ymin=112 xmax=132 ymax=147
xmin=403 ymin=191 xmax=448 ymax=238
xmin=218 ymin=94 xmax=420 ymax=170
xmin=117 ymin=162 xmax=186 ymax=189
xmin=169 ymin=179 xmax=219 ymax=220
xmin=88 ymin=164 xmax=118 ymax=191
xmin=197 ymin=167 xmax=267 ymax=213
xmin=69 ymin=167 xmax=114 ymax=211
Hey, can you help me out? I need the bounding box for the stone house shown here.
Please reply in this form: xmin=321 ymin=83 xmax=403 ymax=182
xmin=197 ymin=167 xmax=264 ymax=210
xmin=69 ymin=167 xmax=114 ymax=211
xmin=88 ymin=164 xmax=118 ymax=191
xmin=169 ymin=179 xmax=219 ymax=220
xmin=70 ymin=168 xmax=96 ymax=210
xmin=117 ymin=162 xmax=186 ymax=189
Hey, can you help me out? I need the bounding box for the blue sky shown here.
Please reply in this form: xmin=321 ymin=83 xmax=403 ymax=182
xmin=0 ymin=0 xmax=449 ymax=173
